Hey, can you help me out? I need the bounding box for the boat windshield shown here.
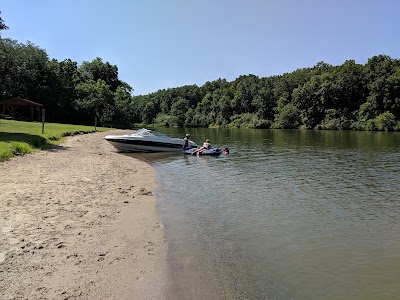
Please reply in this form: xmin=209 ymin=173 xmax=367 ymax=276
xmin=133 ymin=128 xmax=170 ymax=138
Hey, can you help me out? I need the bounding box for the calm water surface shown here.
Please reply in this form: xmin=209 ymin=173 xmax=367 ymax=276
xmin=129 ymin=129 xmax=400 ymax=299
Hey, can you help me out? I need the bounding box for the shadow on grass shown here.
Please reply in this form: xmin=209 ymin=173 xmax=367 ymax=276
xmin=0 ymin=132 xmax=53 ymax=149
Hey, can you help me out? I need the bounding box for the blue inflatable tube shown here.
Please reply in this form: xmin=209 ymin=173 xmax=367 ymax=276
xmin=183 ymin=147 xmax=222 ymax=156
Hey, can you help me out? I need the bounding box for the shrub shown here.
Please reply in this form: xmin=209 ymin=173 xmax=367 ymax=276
xmin=228 ymin=113 xmax=270 ymax=128
xmin=319 ymin=110 xmax=352 ymax=130
xmin=12 ymin=142 xmax=32 ymax=155
xmin=0 ymin=141 xmax=34 ymax=161
xmin=366 ymin=119 xmax=377 ymax=131
xmin=0 ymin=142 xmax=13 ymax=162
xmin=272 ymin=104 xmax=301 ymax=129
xmin=154 ymin=114 xmax=178 ymax=127
xmin=375 ymin=112 xmax=397 ymax=131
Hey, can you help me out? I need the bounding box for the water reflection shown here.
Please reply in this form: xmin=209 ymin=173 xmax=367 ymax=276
xmin=126 ymin=128 xmax=400 ymax=299
xmin=123 ymin=151 xmax=180 ymax=163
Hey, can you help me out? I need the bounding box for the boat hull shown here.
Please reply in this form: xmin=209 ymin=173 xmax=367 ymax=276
xmin=105 ymin=137 xmax=196 ymax=152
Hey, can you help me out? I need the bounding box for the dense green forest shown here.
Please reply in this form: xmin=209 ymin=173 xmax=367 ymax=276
xmin=133 ymin=57 xmax=400 ymax=131
xmin=1 ymin=12 xmax=399 ymax=130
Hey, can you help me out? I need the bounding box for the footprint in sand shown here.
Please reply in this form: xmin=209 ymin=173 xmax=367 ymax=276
xmin=137 ymin=187 xmax=153 ymax=196
xmin=55 ymin=242 xmax=66 ymax=249
xmin=145 ymin=241 xmax=155 ymax=255
xmin=152 ymin=223 xmax=161 ymax=231
xmin=0 ymin=252 xmax=6 ymax=264
xmin=97 ymin=253 xmax=106 ymax=262
xmin=136 ymin=270 xmax=146 ymax=280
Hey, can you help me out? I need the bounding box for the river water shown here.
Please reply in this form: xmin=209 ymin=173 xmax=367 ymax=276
xmin=129 ymin=128 xmax=400 ymax=299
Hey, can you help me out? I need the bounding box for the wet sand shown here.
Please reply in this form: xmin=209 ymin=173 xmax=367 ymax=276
xmin=0 ymin=130 xmax=167 ymax=299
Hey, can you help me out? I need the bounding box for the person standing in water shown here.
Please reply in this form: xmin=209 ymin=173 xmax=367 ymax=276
xmin=182 ymin=133 xmax=191 ymax=150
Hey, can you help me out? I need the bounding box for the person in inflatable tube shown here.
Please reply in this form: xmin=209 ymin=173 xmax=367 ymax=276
xmin=223 ymin=147 xmax=229 ymax=155
xmin=192 ymin=139 xmax=211 ymax=156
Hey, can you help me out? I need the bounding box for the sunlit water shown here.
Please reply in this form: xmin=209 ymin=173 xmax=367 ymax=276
xmin=128 ymin=129 xmax=400 ymax=299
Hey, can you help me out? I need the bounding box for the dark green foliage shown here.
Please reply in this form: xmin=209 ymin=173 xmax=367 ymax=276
xmin=154 ymin=114 xmax=178 ymax=127
xmin=374 ymin=112 xmax=397 ymax=131
xmin=0 ymin=38 xmax=133 ymax=128
xmin=1 ymin=29 xmax=400 ymax=130
xmin=272 ymin=98 xmax=301 ymax=129
xmin=229 ymin=113 xmax=271 ymax=129
xmin=79 ymin=57 xmax=132 ymax=94
xmin=0 ymin=39 xmax=49 ymax=102
xmin=318 ymin=109 xmax=352 ymax=130
xmin=0 ymin=11 xmax=8 ymax=31
xmin=170 ymin=98 xmax=189 ymax=126
xmin=131 ymin=55 xmax=400 ymax=130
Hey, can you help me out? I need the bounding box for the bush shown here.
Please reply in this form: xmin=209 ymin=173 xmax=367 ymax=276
xmin=12 ymin=142 xmax=32 ymax=155
xmin=228 ymin=113 xmax=271 ymax=128
xmin=364 ymin=112 xmax=398 ymax=131
xmin=366 ymin=119 xmax=377 ymax=131
xmin=319 ymin=110 xmax=352 ymax=130
xmin=0 ymin=141 xmax=34 ymax=162
xmin=272 ymin=104 xmax=301 ymax=129
xmin=154 ymin=114 xmax=178 ymax=127
xmin=375 ymin=112 xmax=397 ymax=131
xmin=0 ymin=142 xmax=13 ymax=162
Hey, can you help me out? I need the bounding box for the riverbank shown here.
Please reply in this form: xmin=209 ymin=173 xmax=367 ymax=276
xmin=0 ymin=130 xmax=167 ymax=299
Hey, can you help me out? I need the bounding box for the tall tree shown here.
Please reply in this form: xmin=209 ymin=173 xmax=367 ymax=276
xmin=273 ymin=97 xmax=301 ymax=129
xmin=79 ymin=57 xmax=132 ymax=93
xmin=170 ymin=97 xmax=189 ymax=126
xmin=333 ymin=60 xmax=367 ymax=112
xmin=111 ymin=86 xmax=134 ymax=128
xmin=44 ymin=59 xmax=79 ymax=122
xmin=75 ymin=79 xmax=114 ymax=125
xmin=292 ymin=75 xmax=326 ymax=128
xmin=0 ymin=11 xmax=8 ymax=31
xmin=0 ymin=39 xmax=48 ymax=101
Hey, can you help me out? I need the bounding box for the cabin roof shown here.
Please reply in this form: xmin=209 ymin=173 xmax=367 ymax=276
xmin=0 ymin=97 xmax=43 ymax=107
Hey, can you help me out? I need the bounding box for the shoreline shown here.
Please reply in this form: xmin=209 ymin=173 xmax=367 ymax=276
xmin=0 ymin=130 xmax=167 ymax=299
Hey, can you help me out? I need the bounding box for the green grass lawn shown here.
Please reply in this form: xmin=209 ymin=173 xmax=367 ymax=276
xmin=0 ymin=119 xmax=113 ymax=162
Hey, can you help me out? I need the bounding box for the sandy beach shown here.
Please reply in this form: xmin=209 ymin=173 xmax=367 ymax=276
xmin=0 ymin=130 xmax=167 ymax=299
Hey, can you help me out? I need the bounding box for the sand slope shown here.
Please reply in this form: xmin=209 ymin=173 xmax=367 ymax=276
xmin=0 ymin=130 xmax=167 ymax=299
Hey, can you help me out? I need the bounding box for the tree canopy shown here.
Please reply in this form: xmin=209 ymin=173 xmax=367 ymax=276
xmin=0 ymin=38 xmax=132 ymax=126
xmin=131 ymin=55 xmax=400 ymax=131
xmin=1 ymin=28 xmax=399 ymax=130
xmin=0 ymin=11 xmax=8 ymax=31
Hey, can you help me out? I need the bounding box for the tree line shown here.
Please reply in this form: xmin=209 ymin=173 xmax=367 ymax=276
xmin=1 ymin=12 xmax=399 ymax=130
xmin=132 ymin=56 xmax=400 ymax=131
xmin=0 ymin=40 xmax=133 ymax=128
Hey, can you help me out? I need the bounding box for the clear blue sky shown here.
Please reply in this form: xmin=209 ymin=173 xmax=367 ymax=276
xmin=2 ymin=0 xmax=399 ymax=95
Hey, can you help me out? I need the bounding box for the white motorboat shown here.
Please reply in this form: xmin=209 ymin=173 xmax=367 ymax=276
xmin=104 ymin=128 xmax=197 ymax=152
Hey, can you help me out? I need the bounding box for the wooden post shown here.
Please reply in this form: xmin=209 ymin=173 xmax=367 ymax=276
xmin=41 ymin=108 xmax=45 ymax=134
xmin=95 ymin=116 xmax=97 ymax=131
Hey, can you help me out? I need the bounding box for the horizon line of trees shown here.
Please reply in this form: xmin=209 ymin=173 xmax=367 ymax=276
xmin=1 ymin=12 xmax=400 ymax=131
xmin=132 ymin=56 xmax=400 ymax=131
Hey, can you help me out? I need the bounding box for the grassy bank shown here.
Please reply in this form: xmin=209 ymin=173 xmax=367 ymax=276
xmin=0 ymin=120 xmax=113 ymax=162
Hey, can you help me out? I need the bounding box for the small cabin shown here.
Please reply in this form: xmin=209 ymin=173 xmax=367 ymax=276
xmin=0 ymin=98 xmax=43 ymax=121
